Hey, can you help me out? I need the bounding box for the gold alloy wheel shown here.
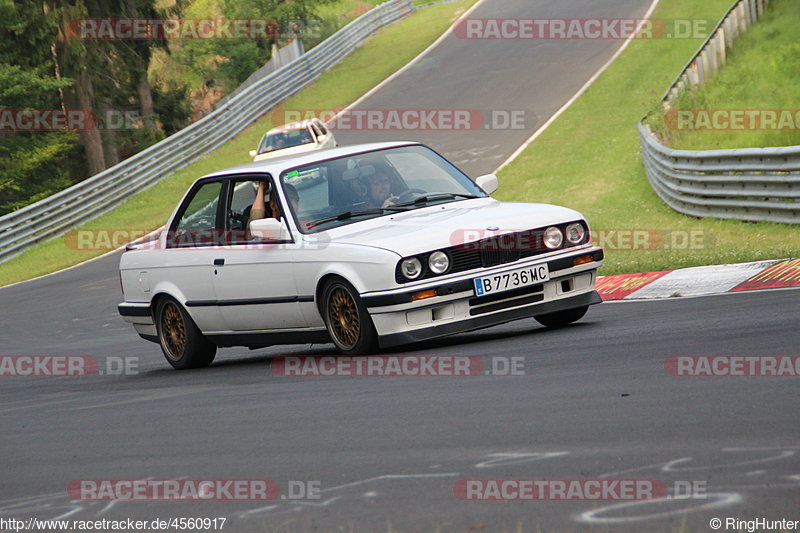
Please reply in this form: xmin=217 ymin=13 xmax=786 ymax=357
xmin=160 ymin=302 xmax=186 ymax=360
xmin=328 ymin=286 xmax=360 ymax=349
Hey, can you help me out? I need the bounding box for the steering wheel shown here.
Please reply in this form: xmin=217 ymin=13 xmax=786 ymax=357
xmin=395 ymin=188 xmax=428 ymax=203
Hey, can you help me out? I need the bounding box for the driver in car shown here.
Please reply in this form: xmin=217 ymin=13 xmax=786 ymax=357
xmin=364 ymin=172 xmax=399 ymax=209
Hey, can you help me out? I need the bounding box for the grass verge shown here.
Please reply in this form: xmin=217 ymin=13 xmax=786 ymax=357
xmin=0 ymin=0 xmax=476 ymax=287
xmin=645 ymin=0 xmax=800 ymax=150
xmin=496 ymin=0 xmax=798 ymax=276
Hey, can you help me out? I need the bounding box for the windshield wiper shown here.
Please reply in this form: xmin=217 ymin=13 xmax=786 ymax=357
xmin=393 ymin=193 xmax=481 ymax=208
xmin=307 ymin=207 xmax=408 ymax=229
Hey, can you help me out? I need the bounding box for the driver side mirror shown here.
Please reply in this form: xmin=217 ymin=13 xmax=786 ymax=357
xmin=475 ymin=174 xmax=499 ymax=195
xmin=249 ymin=150 xmax=257 ymax=158
xmin=249 ymin=218 xmax=292 ymax=241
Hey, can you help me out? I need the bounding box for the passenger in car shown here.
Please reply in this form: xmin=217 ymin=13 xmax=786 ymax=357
xmin=248 ymin=181 xmax=299 ymax=226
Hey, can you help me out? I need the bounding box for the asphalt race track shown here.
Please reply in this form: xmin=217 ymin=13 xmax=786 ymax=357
xmin=1 ymin=0 xmax=798 ymax=531
xmin=336 ymin=0 xmax=651 ymax=177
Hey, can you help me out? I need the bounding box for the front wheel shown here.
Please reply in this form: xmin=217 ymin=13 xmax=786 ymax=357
xmin=322 ymin=279 xmax=378 ymax=355
xmin=534 ymin=305 xmax=589 ymax=329
xmin=155 ymin=297 xmax=217 ymax=369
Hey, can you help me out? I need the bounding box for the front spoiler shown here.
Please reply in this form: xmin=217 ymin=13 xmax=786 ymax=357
xmin=377 ymin=290 xmax=602 ymax=349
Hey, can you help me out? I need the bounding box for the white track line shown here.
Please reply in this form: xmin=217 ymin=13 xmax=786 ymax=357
xmin=495 ymin=0 xmax=663 ymax=172
xmin=329 ymin=0 xmax=491 ymax=122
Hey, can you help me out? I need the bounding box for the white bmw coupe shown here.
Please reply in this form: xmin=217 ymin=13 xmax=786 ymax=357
xmin=118 ymin=142 xmax=604 ymax=369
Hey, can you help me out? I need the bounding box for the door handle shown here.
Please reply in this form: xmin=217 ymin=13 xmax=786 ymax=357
xmin=213 ymin=258 xmax=225 ymax=266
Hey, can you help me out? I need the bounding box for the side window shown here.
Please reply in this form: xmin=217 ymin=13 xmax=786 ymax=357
xmin=174 ymin=181 xmax=222 ymax=231
xmin=228 ymin=180 xmax=260 ymax=232
xmin=226 ymin=176 xmax=285 ymax=244
xmin=170 ymin=181 xmax=223 ymax=247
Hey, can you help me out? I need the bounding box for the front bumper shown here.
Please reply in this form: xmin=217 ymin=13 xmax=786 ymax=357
xmin=363 ymin=246 xmax=603 ymax=348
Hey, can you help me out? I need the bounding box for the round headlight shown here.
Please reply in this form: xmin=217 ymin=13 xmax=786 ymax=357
xmin=401 ymin=257 xmax=423 ymax=280
xmin=565 ymin=222 xmax=585 ymax=245
xmin=428 ymin=251 xmax=450 ymax=274
xmin=543 ymin=227 xmax=563 ymax=249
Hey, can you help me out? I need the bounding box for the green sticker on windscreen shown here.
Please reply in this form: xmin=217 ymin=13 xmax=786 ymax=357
xmin=286 ymin=170 xmax=299 ymax=178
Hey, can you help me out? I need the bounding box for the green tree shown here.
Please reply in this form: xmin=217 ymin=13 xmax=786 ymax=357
xmin=0 ymin=0 xmax=83 ymax=216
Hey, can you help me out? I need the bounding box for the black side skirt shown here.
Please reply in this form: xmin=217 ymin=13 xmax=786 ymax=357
xmin=206 ymin=330 xmax=331 ymax=348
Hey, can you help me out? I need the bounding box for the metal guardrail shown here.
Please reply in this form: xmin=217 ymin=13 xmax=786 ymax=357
xmin=639 ymin=123 xmax=800 ymax=224
xmin=0 ymin=0 xmax=413 ymax=263
xmin=638 ymin=0 xmax=800 ymax=224
xmin=214 ymin=39 xmax=305 ymax=110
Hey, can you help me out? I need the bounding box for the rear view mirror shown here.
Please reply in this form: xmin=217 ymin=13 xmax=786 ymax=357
xmin=249 ymin=150 xmax=257 ymax=157
xmin=249 ymin=218 xmax=291 ymax=241
xmin=475 ymin=174 xmax=499 ymax=195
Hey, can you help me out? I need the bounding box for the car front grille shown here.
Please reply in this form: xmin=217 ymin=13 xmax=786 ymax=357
xmin=395 ymin=222 xmax=586 ymax=284
xmin=477 ymin=234 xmax=523 ymax=267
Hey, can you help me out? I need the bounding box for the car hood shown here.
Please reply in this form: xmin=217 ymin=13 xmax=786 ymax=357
xmin=321 ymin=198 xmax=585 ymax=257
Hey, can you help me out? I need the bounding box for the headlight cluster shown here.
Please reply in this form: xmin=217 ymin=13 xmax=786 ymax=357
xmin=398 ymin=221 xmax=588 ymax=282
xmin=543 ymin=222 xmax=586 ymax=250
xmin=400 ymin=251 xmax=450 ymax=280
xmin=565 ymin=222 xmax=586 ymax=245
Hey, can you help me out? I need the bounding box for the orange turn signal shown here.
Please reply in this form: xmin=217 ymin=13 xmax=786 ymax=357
xmin=411 ymin=289 xmax=438 ymax=302
xmin=573 ymin=254 xmax=595 ymax=266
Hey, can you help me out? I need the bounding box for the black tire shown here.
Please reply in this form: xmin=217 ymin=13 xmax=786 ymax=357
xmin=155 ymin=297 xmax=217 ymax=369
xmin=534 ymin=305 xmax=589 ymax=329
xmin=322 ymin=279 xmax=378 ymax=355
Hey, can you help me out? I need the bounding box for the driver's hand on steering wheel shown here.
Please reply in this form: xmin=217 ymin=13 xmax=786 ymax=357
xmin=382 ymin=196 xmax=399 ymax=208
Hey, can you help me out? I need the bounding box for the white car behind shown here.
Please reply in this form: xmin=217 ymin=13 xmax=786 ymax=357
xmin=249 ymin=118 xmax=337 ymax=162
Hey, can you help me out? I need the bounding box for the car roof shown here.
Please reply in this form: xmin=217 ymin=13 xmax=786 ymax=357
xmin=203 ymin=141 xmax=423 ymax=179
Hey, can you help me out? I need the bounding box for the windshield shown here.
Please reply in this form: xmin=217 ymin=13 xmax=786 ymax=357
xmin=279 ymin=145 xmax=487 ymax=232
xmin=258 ymin=127 xmax=315 ymax=154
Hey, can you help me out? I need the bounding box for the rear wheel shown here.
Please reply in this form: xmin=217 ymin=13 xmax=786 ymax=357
xmin=534 ymin=305 xmax=589 ymax=329
xmin=155 ymin=297 xmax=216 ymax=369
xmin=322 ymin=279 xmax=378 ymax=355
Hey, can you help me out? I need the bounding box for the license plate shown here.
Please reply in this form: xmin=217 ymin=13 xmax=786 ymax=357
xmin=473 ymin=264 xmax=549 ymax=297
